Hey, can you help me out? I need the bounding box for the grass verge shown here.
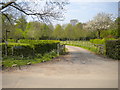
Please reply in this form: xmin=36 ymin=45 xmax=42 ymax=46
xmin=2 ymin=50 xmax=58 ymax=68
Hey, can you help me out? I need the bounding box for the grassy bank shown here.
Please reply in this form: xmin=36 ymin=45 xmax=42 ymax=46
xmin=2 ymin=50 xmax=58 ymax=68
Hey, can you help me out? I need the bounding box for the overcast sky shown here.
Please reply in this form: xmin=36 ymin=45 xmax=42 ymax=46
xmin=53 ymin=1 xmax=118 ymax=25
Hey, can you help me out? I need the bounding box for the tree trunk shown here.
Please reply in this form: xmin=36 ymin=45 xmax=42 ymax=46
xmin=97 ymin=30 xmax=101 ymax=39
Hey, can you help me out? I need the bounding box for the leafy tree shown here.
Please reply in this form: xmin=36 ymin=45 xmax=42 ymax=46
xmin=73 ymin=23 xmax=83 ymax=39
xmin=64 ymin=24 xmax=75 ymax=40
xmin=48 ymin=24 xmax=54 ymax=39
xmin=41 ymin=24 xmax=53 ymax=39
xmin=85 ymin=12 xmax=113 ymax=38
xmin=25 ymin=22 xmax=53 ymax=40
xmin=2 ymin=14 xmax=15 ymax=40
xmin=12 ymin=28 xmax=24 ymax=39
xmin=15 ymin=15 xmax=27 ymax=31
xmin=115 ymin=17 xmax=120 ymax=38
xmin=25 ymin=22 xmax=42 ymax=39
xmin=52 ymin=24 xmax=63 ymax=40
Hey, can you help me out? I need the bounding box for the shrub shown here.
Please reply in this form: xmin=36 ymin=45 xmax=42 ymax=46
xmin=1 ymin=40 xmax=60 ymax=57
xmin=90 ymin=39 xmax=105 ymax=44
xmin=106 ymin=40 xmax=120 ymax=60
xmin=7 ymin=39 xmax=17 ymax=42
xmin=90 ymin=38 xmax=117 ymax=56
xmin=1 ymin=43 xmax=33 ymax=57
xmin=18 ymin=39 xmax=60 ymax=55
xmin=90 ymin=38 xmax=116 ymax=45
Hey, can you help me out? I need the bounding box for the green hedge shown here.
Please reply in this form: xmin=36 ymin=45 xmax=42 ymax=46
xmin=18 ymin=40 xmax=60 ymax=54
xmin=7 ymin=39 xmax=17 ymax=42
xmin=1 ymin=43 xmax=33 ymax=57
xmin=90 ymin=38 xmax=116 ymax=44
xmin=1 ymin=40 xmax=60 ymax=57
xmin=106 ymin=40 xmax=120 ymax=60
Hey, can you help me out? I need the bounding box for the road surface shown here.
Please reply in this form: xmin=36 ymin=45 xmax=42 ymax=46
xmin=2 ymin=45 xmax=118 ymax=88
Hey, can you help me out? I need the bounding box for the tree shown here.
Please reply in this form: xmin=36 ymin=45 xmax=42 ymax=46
xmin=41 ymin=23 xmax=53 ymax=39
xmin=25 ymin=22 xmax=42 ymax=39
xmin=0 ymin=0 xmax=69 ymax=24
xmin=64 ymin=24 xmax=75 ymax=40
xmin=25 ymin=21 xmax=53 ymax=40
xmin=115 ymin=17 xmax=120 ymax=38
xmin=2 ymin=14 xmax=15 ymax=40
xmin=85 ymin=12 xmax=113 ymax=38
xmin=15 ymin=15 xmax=27 ymax=31
xmin=73 ymin=23 xmax=83 ymax=39
xmin=52 ymin=24 xmax=63 ymax=40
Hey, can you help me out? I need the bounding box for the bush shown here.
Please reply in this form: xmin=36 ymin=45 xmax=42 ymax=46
xmin=1 ymin=40 xmax=60 ymax=57
xmin=1 ymin=43 xmax=33 ymax=57
xmin=90 ymin=39 xmax=105 ymax=44
xmin=18 ymin=39 xmax=60 ymax=55
xmin=7 ymin=39 xmax=17 ymax=42
xmin=106 ymin=40 xmax=120 ymax=60
xmin=90 ymin=38 xmax=116 ymax=44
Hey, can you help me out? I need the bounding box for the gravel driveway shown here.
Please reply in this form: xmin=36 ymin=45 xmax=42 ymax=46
xmin=2 ymin=45 xmax=118 ymax=88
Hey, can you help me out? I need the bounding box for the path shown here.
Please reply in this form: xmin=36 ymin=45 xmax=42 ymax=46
xmin=2 ymin=45 xmax=118 ymax=88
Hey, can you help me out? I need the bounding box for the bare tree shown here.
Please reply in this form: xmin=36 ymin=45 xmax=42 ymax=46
xmin=0 ymin=0 xmax=69 ymax=24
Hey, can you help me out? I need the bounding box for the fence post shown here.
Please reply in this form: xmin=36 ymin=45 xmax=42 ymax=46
xmin=12 ymin=47 xmax=14 ymax=56
xmin=57 ymin=43 xmax=60 ymax=55
xmin=63 ymin=44 xmax=65 ymax=53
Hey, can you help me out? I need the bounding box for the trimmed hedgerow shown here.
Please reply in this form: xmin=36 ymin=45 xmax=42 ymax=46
xmin=90 ymin=38 xmax=116 ymax=45
xmin=18 ymin=40 xmax=60 ymax=55
xmin=106 ymin=40 xmax=120 ymax=60
xmin=1 ymin=40 xmax=60 ymax=57
xmin=1 ymin=43 xmax=33 ymax=57
xmin=7 ymin=39 xmax=17 ymax=42
xmin=1 ymin=40 xmax=61 ymax=68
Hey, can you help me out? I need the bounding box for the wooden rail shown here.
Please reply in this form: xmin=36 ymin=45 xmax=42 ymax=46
xmin=57 ymin=44 xmax=66 ymax=55
xmin=94 ymin=44 xmax=105 ymax=54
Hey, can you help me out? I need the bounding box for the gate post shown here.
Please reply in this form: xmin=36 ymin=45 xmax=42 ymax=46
xmin=57 ymin=43 xmax=60 ymax=55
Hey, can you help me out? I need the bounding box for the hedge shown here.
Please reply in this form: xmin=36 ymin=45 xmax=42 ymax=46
xmin=106 ymin=40 xmax=120 ymax=60
xmin=7 ymin=39 xmax=17 ymax=42
xmin=18 ymin=40 xmax=60 ymax=54
xmin=1 ymin=43 xmax=33 ymax=57
xmin=90 ymin=38 xmax=116 ymax=44
xmin=90 ymin=38 xmax=120 ymax=59
xmin=1 ymin=40 xmax=60 ymax=57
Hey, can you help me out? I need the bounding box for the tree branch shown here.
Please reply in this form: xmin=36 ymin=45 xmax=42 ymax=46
xmin=0 ymin=1 xmax=15 ymax=11
xmin=0 ymin=0 xmax=68 ymax=24
xmin=2 ymin=12 xmax=13 ymax=25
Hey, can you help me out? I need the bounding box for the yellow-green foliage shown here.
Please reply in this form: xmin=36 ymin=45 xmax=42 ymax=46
xmin=18 ymin=39 xmax=60 ymax=54
xmin=2 ymin=43 xmax=33 ymax=56
xmin=90 ymin=38 xmax=116 ymax=44
xmin=7 ymin=39 xmax=17 ymax=42
xmin=1 ymin=40 xmax=60 ymax=56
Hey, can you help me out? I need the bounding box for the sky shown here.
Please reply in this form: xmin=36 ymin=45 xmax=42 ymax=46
xmin=54 ymin=1 xmax=118 ymax=25
xmin=25 ymin=0 xmax=119 ymax=25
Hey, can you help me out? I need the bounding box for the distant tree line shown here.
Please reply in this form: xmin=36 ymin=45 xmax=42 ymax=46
xmin=2 ymin=13 xmax=120 ymax=41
